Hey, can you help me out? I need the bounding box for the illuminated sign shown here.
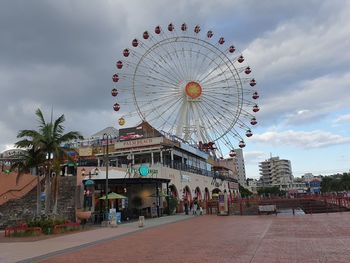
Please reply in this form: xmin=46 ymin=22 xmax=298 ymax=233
xmin=139 ymin=165 xmax=149 ymax=177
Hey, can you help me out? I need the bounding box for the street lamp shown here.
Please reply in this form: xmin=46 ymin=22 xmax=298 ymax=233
xmin=102 ymin=133 xmax=112 ymax=217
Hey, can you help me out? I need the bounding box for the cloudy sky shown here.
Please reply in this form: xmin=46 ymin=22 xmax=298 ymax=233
xmin=1 ymin=0 xmax=349 ymax=178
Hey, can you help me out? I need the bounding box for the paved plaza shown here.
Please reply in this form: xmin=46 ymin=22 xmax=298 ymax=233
xmin=1 ymin=213 xmax=350 ymax=262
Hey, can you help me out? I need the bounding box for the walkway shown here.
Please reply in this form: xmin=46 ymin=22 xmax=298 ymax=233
xmin=0 ymin=214 xmax=193 ymax=263
xmin=2 ymin=213 xmax=350 ymax=262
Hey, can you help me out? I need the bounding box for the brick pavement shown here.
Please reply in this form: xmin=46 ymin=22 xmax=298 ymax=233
xmin=2 ymin=213 xmax=350 ymax=263
xmin=41 ymin=213 xmax=350 ymax=263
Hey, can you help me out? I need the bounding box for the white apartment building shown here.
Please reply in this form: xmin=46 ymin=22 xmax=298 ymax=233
xmin=234 ymin=148 xmax=246 ymax=186
xmin=259 ymin=156 xmax=293 ymax=190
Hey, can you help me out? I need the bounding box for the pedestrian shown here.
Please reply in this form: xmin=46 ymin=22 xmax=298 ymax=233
xmin=184 ymin=200 xmax=189 ymax=215
xmin=199 ymin=206 xmax=203 ymax=215
xmin=193 ymin=199 xmax=198 ymax=215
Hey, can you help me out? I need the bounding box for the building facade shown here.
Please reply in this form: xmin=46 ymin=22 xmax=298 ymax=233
xmin=72 ymin=122 xmax=240 ymax=220
xmin=234 ymin=148 xmax=246 ymax=186
xmin=259 ymin=156 xmax=293 ymax=190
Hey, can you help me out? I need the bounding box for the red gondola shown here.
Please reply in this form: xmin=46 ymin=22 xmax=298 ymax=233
xmin=253 ymin=105 xmax=260 ymax=113
xmin=111 ymin=88 xmax=118 ymax=97
xmin=143 ymin=31 xmax=149 ymax=39
xmin=245 ymin=130 xmax=253 ymax=137
xmin=168 ymin=23 xmax=174 ymax=31
xmin=239 ymin=141 xmax=246 ymax=148
xmin=237 ymin=55 xmax=244 ymax=63
xmin=116 ymin=61 xmax=123 ymax=69
xmin=250 ymin=117 xmax=257 ymax=125
xmin=245 ymin=67 xmax=251 ymax=74
xmin=113 ymin=103 xmax=120 ymax=111
xmin=132 ymin=39 xmax=138 ymax=47
xmin=207 ymin=30 xmax=213 ymax=38
xmin=252 ymin=92 xmax=259 ymax=100
xmin=250 ymin=79 xmax=256 ymax=87
xmin=218 ymin=37 xmax=225 ymax=44
xmin=229 ymin=45 xmax=235 ymax=53
xmin=155 ymin=26 xmax=161 ymax=34
xmin=229 ymin=150 xmax=236 ymax=157
xmin=194 ymin=25 xmax=200 ymax=33
xmin=123 ymin=49 xmax=130 ymax=57
xmin=112 ymin=74 xmax=119 ymax=82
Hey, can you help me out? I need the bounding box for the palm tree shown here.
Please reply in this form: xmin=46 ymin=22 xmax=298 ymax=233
xmin=15 ymin=108 xmax=83 ymax=214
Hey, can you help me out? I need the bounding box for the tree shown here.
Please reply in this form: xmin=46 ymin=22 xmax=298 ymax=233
xmin=340 ymin=173 xmax=350 ymax=192
xmin=15 ymin=108 xmax=83 ymax=214
xmin=239 ymin=185 xmax=253 ymax=197
xmin=257 ymin=186 xmax=285 ymax=197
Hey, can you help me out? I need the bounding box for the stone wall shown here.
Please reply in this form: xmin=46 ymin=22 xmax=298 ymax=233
xmin=0 ymin=176 xmax=76 ymax=229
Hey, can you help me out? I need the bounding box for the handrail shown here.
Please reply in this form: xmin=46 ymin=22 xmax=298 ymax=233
xmin=0 ymin=175 xmax=42 ymax=205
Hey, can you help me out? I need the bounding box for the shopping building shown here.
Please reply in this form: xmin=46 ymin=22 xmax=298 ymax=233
xmin=72 ymin=122 xmax=240 ymax=221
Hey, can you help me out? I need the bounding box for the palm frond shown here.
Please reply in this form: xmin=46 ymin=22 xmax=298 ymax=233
xmin=53 ymin=114 xmax=65 ymax=135
xmin=35 ymin=108 xmax=46 ymax=128
xmin=59 ymin=131 xmax=83 ymax=144
xmin=17 ymin=129 xmax=41 ymax=139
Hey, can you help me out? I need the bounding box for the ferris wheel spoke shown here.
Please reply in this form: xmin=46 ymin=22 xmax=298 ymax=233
xmin=126 ymin=59 xmax=180 ymax=85
xmin=194 ymin=52 xmax=227 ymax=82
xmin=149 ymin=34 xmax=188 ymax=80
xmin=195 ymin=48 xmax=232 ymax=82
xmin=149 ymin=37 xmax=183 ymax=80
xmin=121 ymin=72 xmax=178 ymax=87
xmin=200 ymin=96 xmax=239 ymax=132
xmin=162 ymin=31 xmax=192 ymax=80
xmin=201 ymin=65 xmax=240 ymax=87
xmin=131 ymin=46 xmax=184 ymax=83
xmin=196 ymin=99 xmax=233 ymax=132
xmin=198 ymin=58 xmax=233 ymax=84
xmin=147 ymin=96 xmax=183 ymax=128
xmin=195 ymin=102 xmax=224 ymax=140
xmin=201 ymin=94 xmax=239 ymax=116
xmin=202 ymin=92 xmax=241 ymax=106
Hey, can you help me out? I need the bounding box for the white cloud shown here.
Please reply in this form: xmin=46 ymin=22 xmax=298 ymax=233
xmin=243 ymin=151 xmax=266 ymax=164
xmin=334 ymin=113 xmax=350 ymax=124
xmin=255 ymin=72 xmax=350 ymax=126
xmin=251 ymin=130 xmax=350 ymax=149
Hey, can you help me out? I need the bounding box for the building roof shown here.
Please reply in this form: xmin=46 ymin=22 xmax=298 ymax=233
xmin=91 ymin=127 xmax=119 ymax=139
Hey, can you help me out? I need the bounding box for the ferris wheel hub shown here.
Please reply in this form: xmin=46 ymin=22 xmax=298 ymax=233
xmin=185 ymin=81 xmax=202 ymax=99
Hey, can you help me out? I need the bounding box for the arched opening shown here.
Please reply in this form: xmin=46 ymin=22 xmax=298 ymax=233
xmin=169 ymin=184 xmax=178 ymax=198
xmin=183 ymin=185 xmax=192 ymax=202
xmin=194 ymin=187 xmax=202 ymax=201
xmin=212 ymin=188 xmax=221 ymax=199
xmin=204 ymin=187 xmax=210 ymax=201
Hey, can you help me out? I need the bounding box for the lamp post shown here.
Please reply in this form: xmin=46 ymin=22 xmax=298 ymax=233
xmin=102 ymin=133 xmax=112 ymax=218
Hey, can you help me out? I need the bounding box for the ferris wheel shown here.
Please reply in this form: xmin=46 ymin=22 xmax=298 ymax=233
xmin=111 ymin=23 xmax=260 ymax=157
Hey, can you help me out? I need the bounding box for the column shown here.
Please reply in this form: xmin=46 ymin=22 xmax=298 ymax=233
xmin=170 ymin=150 xmax=174 ymax=168
xmin=151 ymin=152 xmax=154 ymax=166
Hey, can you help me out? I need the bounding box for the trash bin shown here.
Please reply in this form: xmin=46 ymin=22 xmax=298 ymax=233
xmin=138 ymin=216 xmax=145 ymax=227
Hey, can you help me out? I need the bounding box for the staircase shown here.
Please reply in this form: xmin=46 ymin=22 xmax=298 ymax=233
xmin=0 ymin=176 xmax=77 ymax=229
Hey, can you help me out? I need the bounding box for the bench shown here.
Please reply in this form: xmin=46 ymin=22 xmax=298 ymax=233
xmin=258 ymin=205 xmax=277 ymax=215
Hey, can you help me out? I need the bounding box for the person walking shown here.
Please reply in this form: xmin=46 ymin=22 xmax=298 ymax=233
xmin=184 ymin=200 xmax=189 ymax=215
xmin=193 ymin=199 xmax=198 ymax=215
